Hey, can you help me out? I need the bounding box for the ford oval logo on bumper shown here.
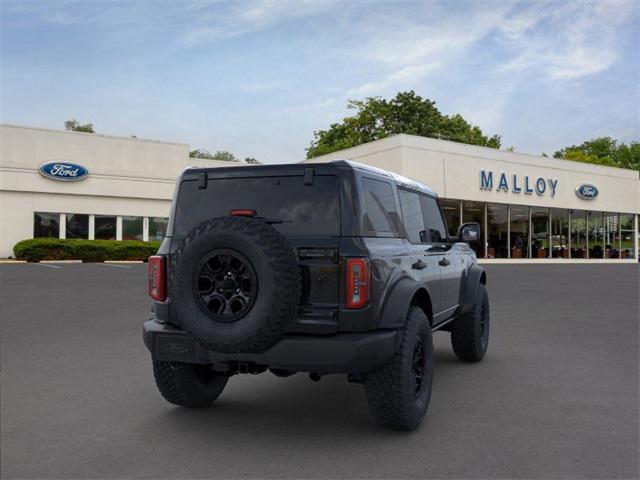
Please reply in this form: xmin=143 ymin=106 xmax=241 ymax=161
xmin=39 ymin=161 xmax=89 ymax=182
xmin=575 ymin=184 xmax=598 ymax=200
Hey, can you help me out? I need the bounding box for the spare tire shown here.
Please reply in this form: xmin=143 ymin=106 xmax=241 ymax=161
xmin=169 ymin=216 xmax=300 ymax=353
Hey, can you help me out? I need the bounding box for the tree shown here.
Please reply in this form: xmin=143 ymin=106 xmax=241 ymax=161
xmin=190 ymin=149 xmax=215 ymax=159
xmin=554 ymin=137 xmax=640 ymax=172
xmin=64 ymin=119 xmax=94 ymax=133
xmin=306 ymin=91 xmax=501 ymax=158
xmin=189 ymin=149 xmax=238 ymax=162
xmin=211 ymin=150 xmax=238 ymax=162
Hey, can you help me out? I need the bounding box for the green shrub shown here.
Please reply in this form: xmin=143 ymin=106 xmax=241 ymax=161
xmin=13 ymin=238 xmax=161 ymax=262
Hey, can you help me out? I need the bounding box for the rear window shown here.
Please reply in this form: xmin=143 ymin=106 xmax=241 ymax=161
xmin=173 ymin=175 xmax=340 ymax=238
xmin=361 ymin=177 xmax=402 ymax=235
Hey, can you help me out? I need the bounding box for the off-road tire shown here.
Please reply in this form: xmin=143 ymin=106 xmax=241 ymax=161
xmin=153 ymin=361 xmax=228 ymax=408
xmin=170 ymin=216 xmax=300 ymax=353
xmin=364 ymin=306 xmax=433 ymax=431
xmin=450 ymin=283 xmax=490 ymax=362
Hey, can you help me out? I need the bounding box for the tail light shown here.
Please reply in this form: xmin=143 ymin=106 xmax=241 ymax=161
xmin=346 ymin=258 xmax=370 ymax=309
xmin=148 ymin=255 xmax=166 ymax=301
xmin=229 ymin=209 xmax=257 ymax=217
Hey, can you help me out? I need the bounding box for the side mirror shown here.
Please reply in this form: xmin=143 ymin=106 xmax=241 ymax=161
xmin=458 ymin=222 xmax=481 ymax=243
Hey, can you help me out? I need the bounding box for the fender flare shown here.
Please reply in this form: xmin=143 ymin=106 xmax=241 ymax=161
xmin=378 ymin=277 xmax=433 ymax=329
xmin=459 ymin=264 xmax=487 ymax=314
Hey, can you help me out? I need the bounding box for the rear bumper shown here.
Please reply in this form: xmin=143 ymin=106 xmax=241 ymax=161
xmin=143 ymin=319 xmax=397 ymax=374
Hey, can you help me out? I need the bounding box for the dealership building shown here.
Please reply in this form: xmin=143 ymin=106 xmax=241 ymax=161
xmin=306 ymin=134 xmax=639 ymax=262
xmin=1 ymin=124 xmax=638 ymax=262
xmin=0 ymin=124 xmax=237 ymax=258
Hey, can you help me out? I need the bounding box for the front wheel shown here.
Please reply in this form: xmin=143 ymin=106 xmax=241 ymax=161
xmin=450 ymin=283 xmax=490 ymax=362
xmin=152 ymin=361 xmax=229 ymax=408
xmin=363 ymin=306 xmax=434 ymax=430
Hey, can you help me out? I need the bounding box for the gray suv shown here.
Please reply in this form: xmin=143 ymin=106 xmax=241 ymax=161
xmin=144 ymin=160 xmax=490 ymax=430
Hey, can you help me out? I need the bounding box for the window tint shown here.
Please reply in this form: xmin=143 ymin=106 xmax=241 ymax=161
xmin=34 ymin=212 xmax=59 ymax=238
xmin=398 ymin=189 xmax=426 ymax=244
xmin=174 ymin=175 xmax=340 ymax=238
xmin=149 ymin=217 xmax=169 ymax=241
xmin=95 ymin=215 xmax=117 ymax=240
xmin=440 ymin=199 xmax=460 ymax=237
xmin=420 ymin=196 xmax=447 ymax=243
xmin=66 ymin=214 xmax=89 ymax=239
xmin=361 ymin=177 xmax=400 ymax=234
xmin=122 ymin=216 xmax=143 ymax=241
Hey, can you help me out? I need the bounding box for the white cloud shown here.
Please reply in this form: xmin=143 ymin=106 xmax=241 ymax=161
xmin=347 ymin=63 xmax=440 ymax=97
xmin=183 ymin=0 xmax=341 ymax=44
xmin=499 ymin=0 xmax=637 ymax=80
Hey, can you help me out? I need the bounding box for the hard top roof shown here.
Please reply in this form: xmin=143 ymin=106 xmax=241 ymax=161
xmin=183 ymin=159 xmax=436 ymax=196
xmin=331 ymin=160 xmax=436 ymax=196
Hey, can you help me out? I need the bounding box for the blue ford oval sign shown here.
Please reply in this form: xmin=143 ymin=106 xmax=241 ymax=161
xmin=39 ymin=161 xmax=89 ymax=182
xmin=575 ymin=184 xmax=598 ymax=200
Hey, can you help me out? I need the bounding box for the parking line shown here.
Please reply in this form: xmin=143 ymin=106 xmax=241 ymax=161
xmin=35 ymin=263 xmax=61 ymax=269
xmin=97 ymin=263 xmax=132 ymax=269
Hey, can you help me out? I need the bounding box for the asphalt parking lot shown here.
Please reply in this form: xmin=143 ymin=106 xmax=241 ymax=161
xmin=1 ymin=263 xmax=638 ymax=479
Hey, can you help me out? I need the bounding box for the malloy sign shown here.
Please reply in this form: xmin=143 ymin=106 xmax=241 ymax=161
xmin=480 ymin=170 xmax=558 ymax=197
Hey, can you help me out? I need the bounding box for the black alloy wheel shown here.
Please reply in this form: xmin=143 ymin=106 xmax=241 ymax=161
xmin=194 ymin=248 xmax=258 ymax=322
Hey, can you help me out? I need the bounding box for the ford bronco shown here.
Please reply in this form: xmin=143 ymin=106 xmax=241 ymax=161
xmin=143 ymin=160 xmax=490 ymax=430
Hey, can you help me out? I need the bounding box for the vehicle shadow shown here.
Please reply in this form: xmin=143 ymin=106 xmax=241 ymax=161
xmin=144 ymin=347 xmax=465 ymax=442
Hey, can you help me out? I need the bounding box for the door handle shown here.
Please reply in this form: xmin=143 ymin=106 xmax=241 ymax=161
xmin=412 ymin=260 xmax=427 ymax=270
xmin=438 ymin=257 xmax=451 ymax=267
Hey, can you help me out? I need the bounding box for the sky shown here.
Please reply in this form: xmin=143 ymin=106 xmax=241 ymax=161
xmin=1 ymin=0 xmax=639 ymax=163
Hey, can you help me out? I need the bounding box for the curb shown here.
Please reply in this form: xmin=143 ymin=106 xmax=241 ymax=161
xmin=104 ymin=260 xmax=144 ymax=264
xmin=0 ymin=259 xmax=27 ymax=264
xmin=40 ymin=260 xmax=83 ymax=264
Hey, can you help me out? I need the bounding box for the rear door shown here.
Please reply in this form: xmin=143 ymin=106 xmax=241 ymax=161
xmin=397 ymin=188 xmax=442 ymax=316
xmin=420 ymin=195 xmax=462 ymax=317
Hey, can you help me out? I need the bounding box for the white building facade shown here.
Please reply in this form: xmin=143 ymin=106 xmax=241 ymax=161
xmin=0 ymin=124 xmax=238 ymax=258
xmin=306 ymin=134 xmax=639 ymax=263
xmin=1 ymin=126 xmax=638 ymax=262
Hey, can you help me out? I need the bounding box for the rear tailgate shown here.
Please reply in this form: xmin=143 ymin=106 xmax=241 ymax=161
xmin=171 ymin=172 xmax=341 ymax=333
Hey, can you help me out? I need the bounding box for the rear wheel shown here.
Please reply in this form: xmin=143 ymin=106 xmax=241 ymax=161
xmin=153 ymin=361 xmax=228 ymax=408
xmin=450 ymin=283 xmax=490 ymax=362
xmin=364 ymin=306 xmax=433 ymax=430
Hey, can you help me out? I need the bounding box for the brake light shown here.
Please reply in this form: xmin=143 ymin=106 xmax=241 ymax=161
xmin=229 ymin=209 xmax=257 ymax=217
xmin=346 ymin=258 xmax=370 ymax=309
xmin=148 ymin=255 xmax=166 ymax=301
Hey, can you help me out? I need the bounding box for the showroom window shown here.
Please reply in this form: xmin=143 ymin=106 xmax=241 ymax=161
xmin=95 ymin=215 xmax=117 ymax=240
xmin=487 ymin=203 xmax=508 ymax=259
xmin=588 ymin=211 xmax=604 ymax=258
xmin=65 ymin=214 xmax=89 ymax=239
xmin=440 ymin=199 xmax=461 ymax=237
xmin=510 ymin=205 xmax=529 ymax=259
xmin=462 ymin=201 xmax=485 ymax=257
xmin=122 ymin=216 xmax=143 ymax=241
xmin=571 ymin=210 xmax=587 ymax=258
xmin=34 ymin=212 xmax=59 ymax=238
xmin=149 ymin=217 xmax=169 ymax=241
xmin=551 ymin=209 xmax=569 ymax=258
xmin=604 ymin=213 xmax=620 ymax=259
xmin=620 ymin=214 xmax=635 ymax=259
xmin=531 ymin=207 xmax=550 ymax=259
